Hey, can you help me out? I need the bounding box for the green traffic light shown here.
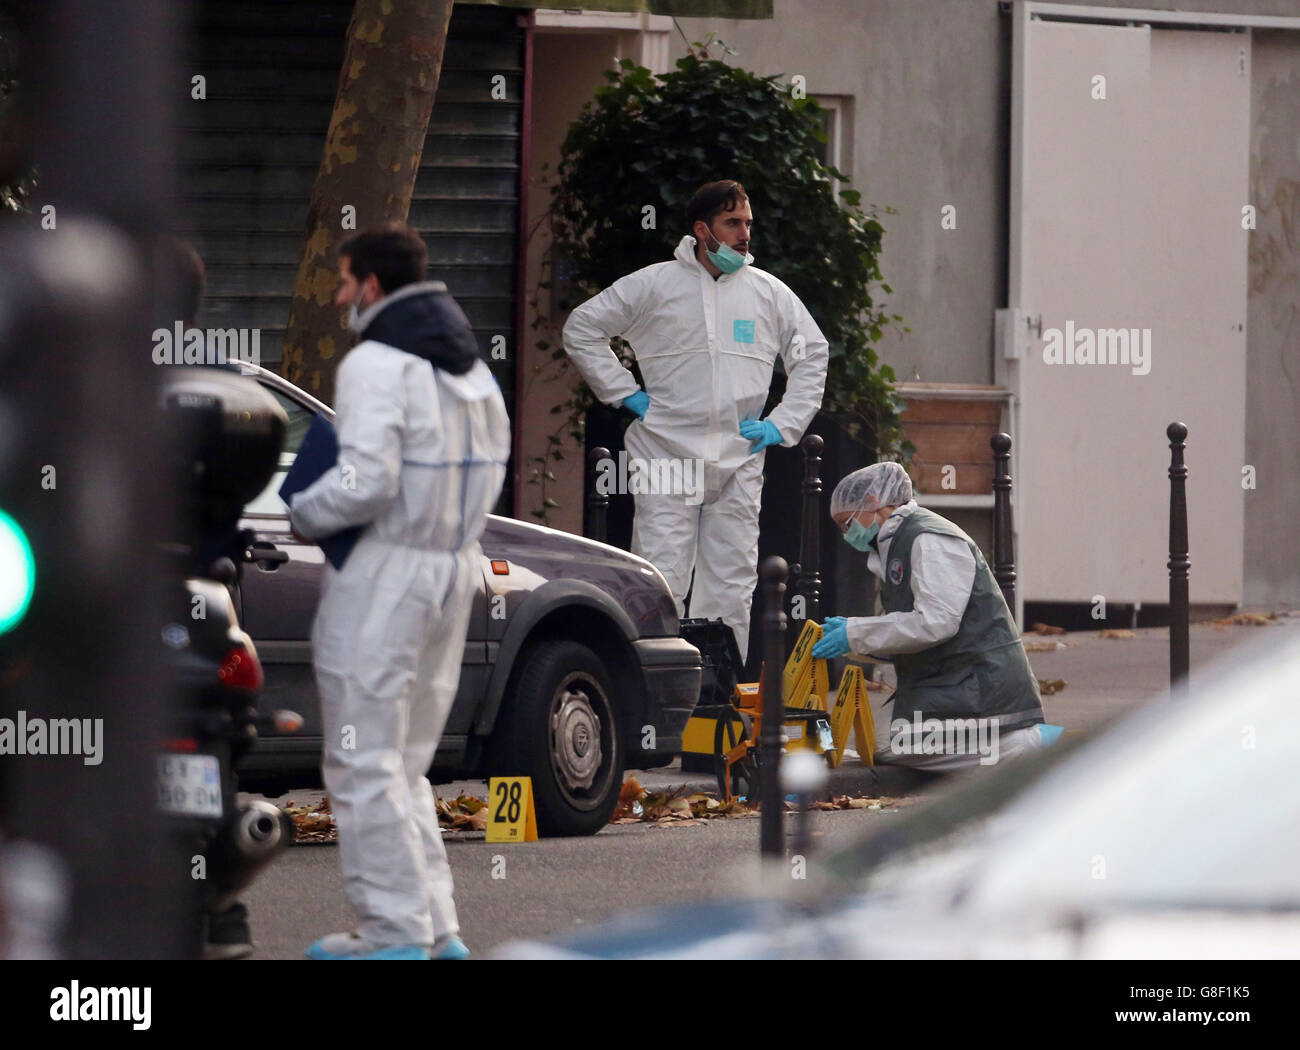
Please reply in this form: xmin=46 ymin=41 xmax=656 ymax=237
xmin=0 ymin=508 xmax=36 ymax=633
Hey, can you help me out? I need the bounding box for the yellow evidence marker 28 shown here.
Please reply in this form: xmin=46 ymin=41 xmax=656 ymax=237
xmin=486 ymin=776 xmax=538 ymax=842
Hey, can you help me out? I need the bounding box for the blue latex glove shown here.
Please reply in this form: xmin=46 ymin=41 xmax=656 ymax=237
xmin=739 ymin=418 xmax=782 ymax=453
xmin=622 ymin=390 xmax=650 ymax=419
xmin=822 ymin=616 xmax=847 ymax=632
xmin=812 ymin=620 xmax=850 ymax=659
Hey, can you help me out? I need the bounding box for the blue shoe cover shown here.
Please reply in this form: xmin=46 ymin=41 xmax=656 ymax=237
xmin=306 ymin=935 xmax=430 ymax=960
xmin=433 ymin=937 xmax=470 ymax=960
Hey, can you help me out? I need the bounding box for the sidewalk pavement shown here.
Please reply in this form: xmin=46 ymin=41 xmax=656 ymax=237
xmin=626 ymin=611 xmax=1300 ymax=802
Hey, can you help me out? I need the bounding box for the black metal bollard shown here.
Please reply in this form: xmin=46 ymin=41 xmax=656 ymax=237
xmin=1167 ymin=423 xmax=1190 ymax=694
xmin=796 ymin=434 xmax=824 ymax=627
xmin=759 ymin=556 xmax=789 ymax=858
xmin=585 ymin=446 xmax=610 ymax=544
xmin=991 ymin=433 xmax=1017 ymax=614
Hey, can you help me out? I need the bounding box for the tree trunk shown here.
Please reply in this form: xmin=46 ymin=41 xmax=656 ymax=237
xmin=281 ymin=0 xmax=454 ymax=403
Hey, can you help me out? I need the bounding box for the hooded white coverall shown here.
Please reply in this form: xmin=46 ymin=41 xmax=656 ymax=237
xmin=290 ymin=342 xmax=508 ymax=949
xmin=849 ymin=500 xmax=1046 ymax=771
xmin=563 ymin=234 xmax=828 ymax=661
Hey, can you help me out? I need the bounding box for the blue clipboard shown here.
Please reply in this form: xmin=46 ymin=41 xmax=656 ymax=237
xmin=278 ymin=414 xmax=364 ymax=570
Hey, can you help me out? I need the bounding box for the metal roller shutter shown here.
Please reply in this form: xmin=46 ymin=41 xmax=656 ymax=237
xmin=182 ymin=0 xmax=523 ymax=509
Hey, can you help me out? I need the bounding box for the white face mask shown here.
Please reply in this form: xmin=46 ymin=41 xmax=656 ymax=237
xmin=346 ymin=284 xmax=368 ymax=333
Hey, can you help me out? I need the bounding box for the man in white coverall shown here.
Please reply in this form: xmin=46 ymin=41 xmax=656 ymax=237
xmin=563 ymin=180 xmax=828 ymax=662
xmin=812 ymin=463 xmax=1058 ymax=772
xmin=290 ymin=224 xmax=509 ymax=959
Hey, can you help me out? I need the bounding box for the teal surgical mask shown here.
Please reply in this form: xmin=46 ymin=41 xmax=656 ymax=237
xmin=700 ymin=226 xmax=750 ymax=274
xmin=843 ymin=513 xmax=880 ymax=552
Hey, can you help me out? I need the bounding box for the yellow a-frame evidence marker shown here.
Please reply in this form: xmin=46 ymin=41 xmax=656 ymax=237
xmin=828 ymin=665 xmax=876 ymax=768
xmin=783 ymin=620 xmax=831 ymax=710
xmin=486 ymin=776 xmax=539 ymax=842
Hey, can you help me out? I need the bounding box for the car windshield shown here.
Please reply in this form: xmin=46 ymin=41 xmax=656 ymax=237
xmin=242 ymin=385 xmax=316 ymax=517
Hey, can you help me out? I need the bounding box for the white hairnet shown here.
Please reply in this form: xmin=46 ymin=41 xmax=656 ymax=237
xmin=829 ymin=462 xmax=913 ymax=516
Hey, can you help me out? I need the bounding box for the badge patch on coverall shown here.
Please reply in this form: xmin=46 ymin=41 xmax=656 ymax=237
xmin=733 ymin=319 xmax=755 ymax=343
xmin=888 ymin=558 xmax=905 ymax=585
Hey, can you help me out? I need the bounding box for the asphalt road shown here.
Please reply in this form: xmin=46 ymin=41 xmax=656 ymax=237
xmin=240 ymin=616 xmax=1295 ymax=959
xmin=241 ymin=804 xmax=909 ymax=959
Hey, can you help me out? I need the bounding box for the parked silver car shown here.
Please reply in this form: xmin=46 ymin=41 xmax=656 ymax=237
xmin=228 ymin=364 xmax=701 ymax=836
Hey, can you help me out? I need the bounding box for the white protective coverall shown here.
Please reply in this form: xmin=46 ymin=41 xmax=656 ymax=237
xmin=849 ymin=500 xmax=1046 ymax=771
xmin=290 ymin=341 xmax=508 ymax=949
xmin=562 ymin=234 xmax=828 ymax=661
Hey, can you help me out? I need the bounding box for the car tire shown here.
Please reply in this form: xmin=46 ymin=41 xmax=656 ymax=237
xmin=492 ymin=640 xmax=624 ymax=837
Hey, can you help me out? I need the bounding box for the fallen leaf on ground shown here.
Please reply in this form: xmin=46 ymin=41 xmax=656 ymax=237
xmin=605 ymin=787 xmax=917 ymax=827
xmin=284 ymin=796 xmax=338 ymax=844
xmin=1038 ymin=678 xmax=1067 ymax=695
xmin=1200 ymin=612 xmax=1278 ymax=627
xmin=610 ymin=777 xmax=647 ymax=821
xmin=435 ymin=792 xmax=490 ymax=831
xmin=1030 ymin=622 xmax=1065 ymax=635
xmin=1023 ymin=640 xmax=1071 ymax=652
xmin=823 ymin=794 xmax=913 ymax=811
xmin=1099 ymin=629 xmax=1135 ymax=639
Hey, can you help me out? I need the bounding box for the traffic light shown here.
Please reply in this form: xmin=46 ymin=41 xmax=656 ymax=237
xmin=0 ymin=507 xmax=35 ymax=634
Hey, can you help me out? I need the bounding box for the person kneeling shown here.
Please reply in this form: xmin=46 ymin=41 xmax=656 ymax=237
xmin=812 ymin=462 xmax=1059 ymax=772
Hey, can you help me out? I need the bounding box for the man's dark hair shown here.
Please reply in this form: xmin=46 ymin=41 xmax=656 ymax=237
xmin=338 ymin=223 xmax=428 ymax=294
xmin=686 ymin=180 xmax=749 ymax=230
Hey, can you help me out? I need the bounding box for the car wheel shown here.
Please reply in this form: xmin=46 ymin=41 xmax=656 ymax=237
xmin=492 ymin=640 xmax=623 ymax=837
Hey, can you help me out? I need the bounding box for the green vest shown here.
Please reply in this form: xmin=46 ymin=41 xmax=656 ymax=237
xmin=880 ymin=507 xmax=1044 ymax=732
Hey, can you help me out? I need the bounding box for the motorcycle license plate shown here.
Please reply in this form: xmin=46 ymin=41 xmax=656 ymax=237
xmin=157 ymin=754 xmax=223 ymax=818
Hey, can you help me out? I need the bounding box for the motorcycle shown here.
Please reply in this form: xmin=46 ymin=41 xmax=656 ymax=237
xmin=158 ymin=366 xmax=297 ymax=958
